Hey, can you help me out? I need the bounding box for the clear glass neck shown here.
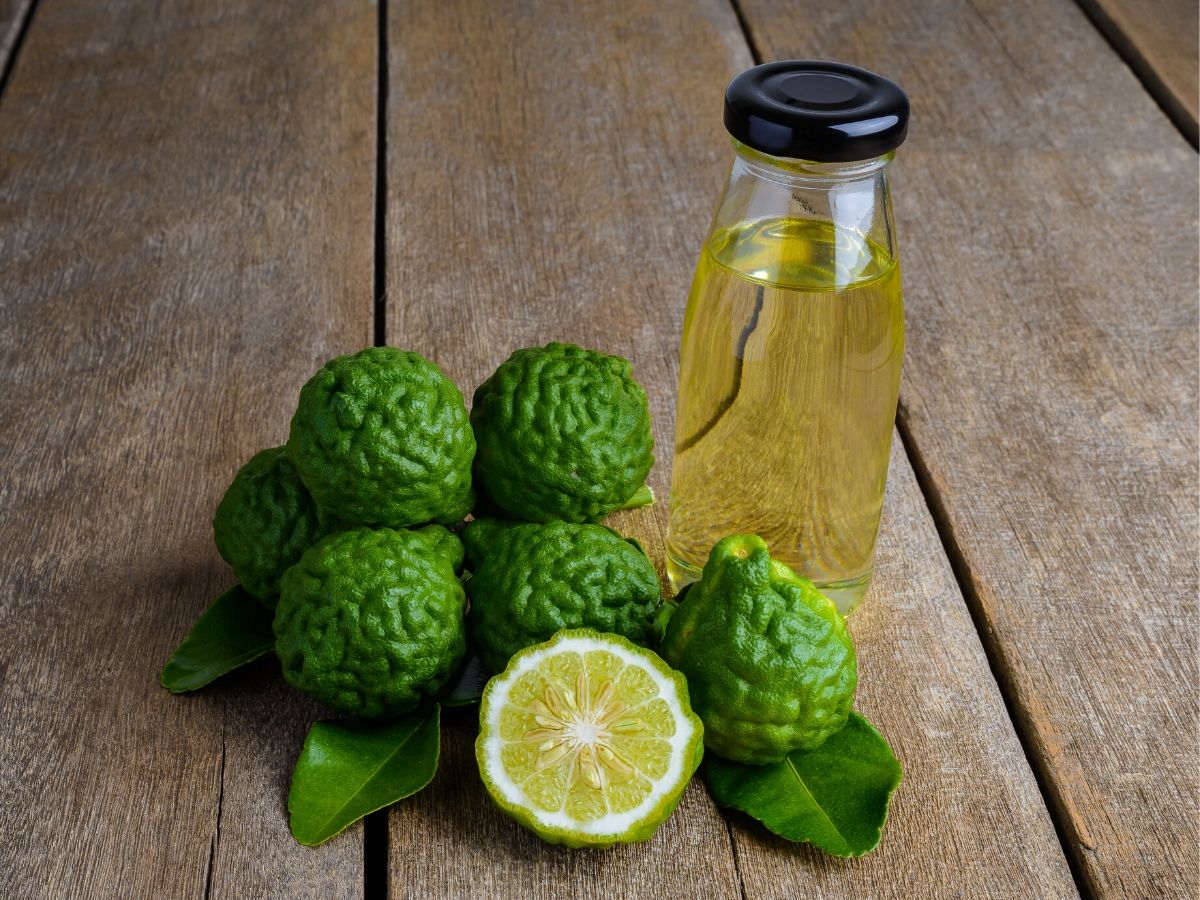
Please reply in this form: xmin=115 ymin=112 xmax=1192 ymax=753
xmin=734 ymin=142 xmax=894 ymax=184
xmin=706 ymin=140 xmax=899 ymax=264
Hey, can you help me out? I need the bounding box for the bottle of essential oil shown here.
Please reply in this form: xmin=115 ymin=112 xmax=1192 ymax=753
xmin=668 ymin=61 xmax=910 ymax=614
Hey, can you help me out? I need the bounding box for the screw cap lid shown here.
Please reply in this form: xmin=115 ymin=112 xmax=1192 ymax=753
xmin=724 ymin=61 xmax=909 ymax=162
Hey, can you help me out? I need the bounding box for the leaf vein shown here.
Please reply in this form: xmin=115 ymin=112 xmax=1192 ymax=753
xmin=308 ymin=712 xmax=437 ymax=836
xmin=783 ymin=756 xmax=849 ymax=850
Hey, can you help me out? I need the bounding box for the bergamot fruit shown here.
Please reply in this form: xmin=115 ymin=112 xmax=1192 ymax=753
xmin=274 ymin=526 xmax=466 ymax=717
xmin=462 ymin=519 xmax=662 ymax=673
xmin=476 ymin=629 xmax=702 ymax=848
xmin=470 ymin=343 xmax=654 ymax=523
xmin=660 ymin=534 xmax=856 ymax=764
xmin=212 ymin=446 xmax=335 ymax=607
xmin=286 ymin=347 xmax=475 ymax=527
xmin=412 ymin=523 xmax=466 ymax=575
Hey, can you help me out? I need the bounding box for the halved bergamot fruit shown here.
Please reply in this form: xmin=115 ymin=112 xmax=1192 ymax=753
xmin=476 ymin=629 xmax=703 ymax=849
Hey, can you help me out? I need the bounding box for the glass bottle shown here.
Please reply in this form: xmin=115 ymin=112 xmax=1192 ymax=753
xmin=667 ymin=61 xmax=910 ymax=615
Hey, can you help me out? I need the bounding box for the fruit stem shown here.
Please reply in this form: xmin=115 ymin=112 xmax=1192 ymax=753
xmin=617 ymin=485 xmax=655 ymax=511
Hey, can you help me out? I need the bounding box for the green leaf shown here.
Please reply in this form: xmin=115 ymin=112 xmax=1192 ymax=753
xmin=160 ymin=585 xmax=275 ymax=693
xmin=288 ymin=706 xmax=441 ymax=846
xmin=703 ymin=712 xmax=902 ymax=857
xmin=440 ymin=655 xmax=488 ymax=707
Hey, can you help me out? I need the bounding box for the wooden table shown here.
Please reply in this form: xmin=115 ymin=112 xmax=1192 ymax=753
xmin=0 ymin=0 xmax=1195 ymax=897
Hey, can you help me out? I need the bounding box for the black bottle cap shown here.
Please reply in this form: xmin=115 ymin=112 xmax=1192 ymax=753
xmin=724 ymin=61 xmax=909 ymax=162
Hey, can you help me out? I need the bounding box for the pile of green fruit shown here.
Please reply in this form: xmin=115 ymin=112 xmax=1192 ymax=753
xmin=162 ymin=342 xmax=901 ymax=856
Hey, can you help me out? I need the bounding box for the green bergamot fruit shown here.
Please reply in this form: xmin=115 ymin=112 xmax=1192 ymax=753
xmin=274 ymin=526 xmax=466 ymax=717
xmin=412 ymin=523 xmax=466 ymax=575
xmin=286 ymin=347 xmax=475 ymax=527
xmin=660 ymin=534 xmax=856 ymax=764
xmin=463 ymin=518 xmax=662 ymax=673
xmin=470 ymin=343 xmax=654 ymax=523
xmin=212 ymin=446 xmax=335 ymax=607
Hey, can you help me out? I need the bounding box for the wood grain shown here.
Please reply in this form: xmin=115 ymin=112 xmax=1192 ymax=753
xmin=1074 ymin=0 xmax=1198 ymax=144
xmin=384 ymin=0 xmax=1075 ymax=896
xmin=736 ymin=0 xmax=1200 ymax=895
xmin=0 ymin=0 xmax=375 ymax=897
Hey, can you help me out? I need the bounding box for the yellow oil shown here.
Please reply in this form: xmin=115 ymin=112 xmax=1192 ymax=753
xmin=667 ymin=217 xmax=903 ymax=613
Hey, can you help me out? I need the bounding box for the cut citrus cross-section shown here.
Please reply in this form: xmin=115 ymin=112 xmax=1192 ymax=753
xmin=476 ymin=629 xmax=703 ymax=848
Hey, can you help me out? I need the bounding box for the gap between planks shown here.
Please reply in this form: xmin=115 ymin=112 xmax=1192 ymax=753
xmin=726 ymin=0 xmax=763 ymax=65
xmin=373 ymin=0 xmax=390 ymax=351
xmin=366 ymin=0 xmax=392 ymax=898
xmin=1069 ymin=0 xmax=1198 ymax=147
xmin=0 ymin=0 xmax=39 ymax=103
xmin=202 ymin=713 xmax=229 ymax=900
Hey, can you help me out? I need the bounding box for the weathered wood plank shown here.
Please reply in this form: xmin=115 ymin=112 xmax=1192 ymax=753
xmin=385 ymin=2 xmax=749 ymax=893
xmin=736 ymin=0 xmax=1200 ymax=895
xmin=0 ymin=1 xmax=375 ymax=897
xmin=383 ymin=0 xmax=1075 ymax=896
xmin=1075 ymin=0 xmax=1198 ymax=143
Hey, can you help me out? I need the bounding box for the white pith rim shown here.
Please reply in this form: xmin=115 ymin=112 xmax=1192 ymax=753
xmin=481 ymin=635 xmax=695 ymax=837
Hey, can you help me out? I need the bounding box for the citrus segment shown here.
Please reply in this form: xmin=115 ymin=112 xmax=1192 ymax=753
xmin=476 ymin=630 xmax=702 ymax=848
